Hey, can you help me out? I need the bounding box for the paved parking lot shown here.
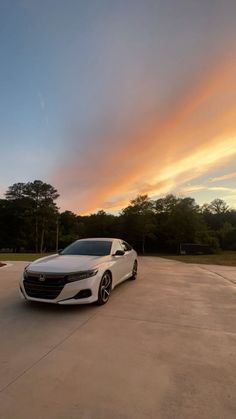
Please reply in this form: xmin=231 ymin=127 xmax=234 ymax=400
xmin=0 ymin=257 xmax=236 ymax=419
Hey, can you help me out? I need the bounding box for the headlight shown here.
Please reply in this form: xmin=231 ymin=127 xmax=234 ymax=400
xmin=24 ymin=265 xmax=30 ymax=279
xmin=67 ymin=269 xmax=98 ymax=282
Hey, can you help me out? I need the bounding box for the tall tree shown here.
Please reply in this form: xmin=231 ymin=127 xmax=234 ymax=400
xmin=154 ymin=196 xmax=212 ymax=252
xmin=207 ymin=199 xmax=229 ymax=214
xmin=83 ymin=210 xmax=117 ymax=238
xmin=5 ymin=180 xmax=59 ymax=252
xmin=121 ymin=195 xmax=156 ymax=253
xmin=155 ymin=194 xmax=180 ymax=214
xmin=59 ymin=211 xmax=81 ymax=248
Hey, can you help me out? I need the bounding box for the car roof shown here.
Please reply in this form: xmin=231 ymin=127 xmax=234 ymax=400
xmin=76 ymin=238 xmax=118 ymax=242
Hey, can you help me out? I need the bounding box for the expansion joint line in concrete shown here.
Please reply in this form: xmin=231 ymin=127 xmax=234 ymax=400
xmin=0 ymin=312 xmax=98 ymax=394
xmin=199 ymin=266 xmax=236 ymax=287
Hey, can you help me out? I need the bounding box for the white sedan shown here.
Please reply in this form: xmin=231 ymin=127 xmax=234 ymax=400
xmin=19 ymin=238 xmax=138 ymax=305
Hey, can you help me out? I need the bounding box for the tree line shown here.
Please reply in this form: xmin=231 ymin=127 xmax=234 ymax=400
xmin=0 ymin=180 xmax=236 ymax=254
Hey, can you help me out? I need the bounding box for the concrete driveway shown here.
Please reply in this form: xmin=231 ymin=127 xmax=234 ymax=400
xmin=0 ymin=257 xmax=235 ymax=419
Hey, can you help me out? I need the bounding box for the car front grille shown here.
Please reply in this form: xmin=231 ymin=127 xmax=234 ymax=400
xmin=23 ymin=273 xmax=67 ymax=300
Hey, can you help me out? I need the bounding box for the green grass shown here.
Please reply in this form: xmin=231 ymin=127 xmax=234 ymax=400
xmin=0 ymin=253 xmax=53 ymax=262
xmin=153 ymin=251 xmax=236 ymax=266
xmin=1 ymin=251 xmax=236 ymax=266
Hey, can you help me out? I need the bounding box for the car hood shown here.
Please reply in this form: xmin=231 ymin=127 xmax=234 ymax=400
xmin=27 ymin=254 xmax=110 ymax=274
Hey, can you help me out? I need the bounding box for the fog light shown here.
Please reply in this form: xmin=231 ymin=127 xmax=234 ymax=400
xmin=74 ymin=289 xmax=92 ymax=299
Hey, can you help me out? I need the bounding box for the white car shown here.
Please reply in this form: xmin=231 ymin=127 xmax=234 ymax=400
xmin=19 ymin=238 xmax=138 ymax=305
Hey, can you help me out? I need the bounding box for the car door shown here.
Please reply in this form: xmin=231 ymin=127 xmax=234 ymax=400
xmin=120 ymin=240 xmax=134 ymax=279
xmin=111 ymin=240 xmax=128 ymax=286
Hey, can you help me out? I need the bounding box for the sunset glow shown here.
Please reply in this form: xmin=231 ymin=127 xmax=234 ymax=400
xmin=1 ymin=1 xmax=236 ymax=213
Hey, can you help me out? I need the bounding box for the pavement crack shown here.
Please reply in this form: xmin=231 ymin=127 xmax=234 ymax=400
xmin=199 ymin=266 xmax=236 ymax=286
xmin=0 ymin=311 xmax=97 ymax=394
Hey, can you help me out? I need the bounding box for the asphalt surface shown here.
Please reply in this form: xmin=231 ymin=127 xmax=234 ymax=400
xmin=0 ymin=257 xmax=235 ymax=419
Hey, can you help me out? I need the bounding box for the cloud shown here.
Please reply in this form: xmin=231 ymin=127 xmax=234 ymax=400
xmin=180 ymin=185 xmax=206 ymax=194
xmin=209 ymin=172 xmax=236 ymax=182
xmin=52 ymin=47 xmax=236 ymax=213
xmin=208 ymin=186 xmax=236 ymax=192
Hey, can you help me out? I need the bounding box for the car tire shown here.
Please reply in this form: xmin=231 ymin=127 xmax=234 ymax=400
xmin=97 ymin=271 xmax=112 ymax=305
xmin=130 ymin=260 xmax=138 ymax=280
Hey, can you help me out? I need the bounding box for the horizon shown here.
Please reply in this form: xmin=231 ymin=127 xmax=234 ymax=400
xmin=1 ymin=1 xmax=236 ymax=214
xmin=0 ymin=178 xmax=233 ymax=216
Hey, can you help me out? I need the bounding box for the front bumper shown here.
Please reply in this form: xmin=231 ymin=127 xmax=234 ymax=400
xmin=19 ymin=271 xmax=102 ymax=305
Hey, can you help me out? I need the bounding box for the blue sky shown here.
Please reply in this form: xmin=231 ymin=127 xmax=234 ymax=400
xmin=1 ymin=1 xmax=236 ymax=213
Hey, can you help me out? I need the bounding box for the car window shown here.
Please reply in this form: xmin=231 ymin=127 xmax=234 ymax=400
xmin=61 ymin=240 xmax=112 ymax=256
xmin=112 ymin=240 xmax=124 ymax=254
xmin=120 ymin=241 xmax=132 ymax=252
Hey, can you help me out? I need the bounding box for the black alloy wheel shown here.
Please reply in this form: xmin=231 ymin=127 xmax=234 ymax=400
xmin=97 ymin=272 xmax=112 ymax=305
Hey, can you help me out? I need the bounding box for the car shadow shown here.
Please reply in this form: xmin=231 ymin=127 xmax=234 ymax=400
xmin=16 ymin=299 xmax=98 ymax=319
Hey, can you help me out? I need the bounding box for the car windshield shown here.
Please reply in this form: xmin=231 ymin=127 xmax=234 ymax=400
xmin=61 ymin=240 xmax=112 ymax=256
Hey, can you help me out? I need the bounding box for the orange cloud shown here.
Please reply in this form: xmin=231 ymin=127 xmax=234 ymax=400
xmin=53 ymin=47 xmax=236 ymax=213
xmin=209 ymin=171 xmax=236 ymax=182
xmin=180 ymin=185 xmax=206 ymax=194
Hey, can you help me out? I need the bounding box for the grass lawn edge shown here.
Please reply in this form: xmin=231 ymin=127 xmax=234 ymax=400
xmin=148 ymin=251 xmax=236 ymax=267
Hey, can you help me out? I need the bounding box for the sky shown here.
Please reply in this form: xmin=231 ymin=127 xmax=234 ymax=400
xmin=0 ymin=0 xmax=236 ymax=214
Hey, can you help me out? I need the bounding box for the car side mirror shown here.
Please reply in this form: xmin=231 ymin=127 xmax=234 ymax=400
xmin=113 ymin=250 xmax=125 ymax=256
